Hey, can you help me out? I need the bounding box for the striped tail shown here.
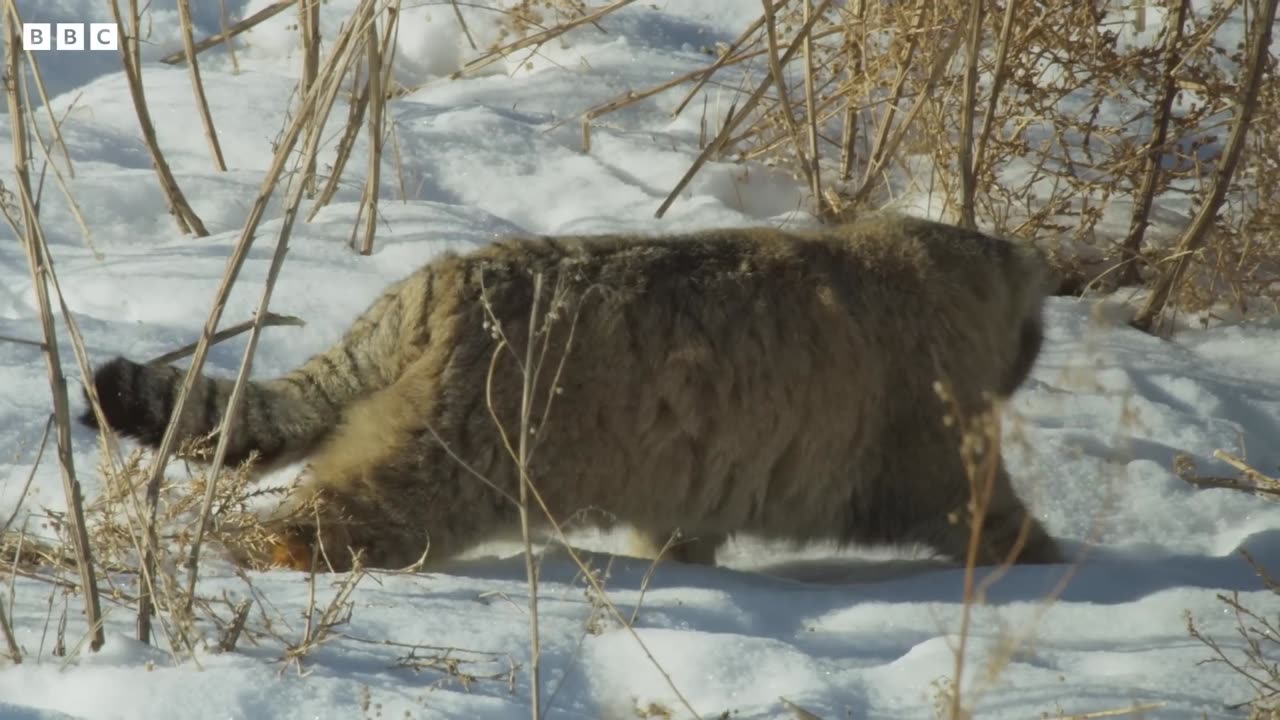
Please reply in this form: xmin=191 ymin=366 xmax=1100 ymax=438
xmin=80 ymin=276 xmax=420 ymax=469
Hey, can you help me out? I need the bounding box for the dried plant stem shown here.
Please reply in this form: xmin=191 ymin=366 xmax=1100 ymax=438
xmin=219 ymin=0 xmax=242 ymax=72
xmin=145 ymin=312 xmax=305 ymax=367
xmin=849 ymin=6 xmax=963 ymax=207
xmin=3 ymin=3 xmax=104 ymax=653
xmin=0 ymin=587 xmax=18 ymax=663
xmin=1054 ymin=702 xmax=1168 ymax=720
xmin=176 ymin=0 xmax=228 ymax=171
xmin=135 ymin=0 xmax=381 ymax=640
xmin=299 ymin=0 xmax=322 ymax=197
xmin=356 ymin=16 xmax=386 ymax=255
xmin=177 ymin=0 xmax=381 ymax=618
xmin=579 ymin=33 xmax=765 ymax=152
xmin=107 ymin=0 xmax=209 ymax=236
xmin=449 ymin=0 xmax=478 ymax=50
xmin=837 ymin=7 xmax=866 ymax=184
xmin=218 ymin=598 xmax=253 ymax=652
xmin=475 ymin=282 xmax=701 ymax=719
xmin=957 ymin=0 xmax=985 ymax=229
xmin=948 ymin=412 xmax=1002 ymax=720
xmin=800 ymin=0 xmax=823 ymax=215
xmin=452 ymin=0 xmax=636 ymax=79
xmin=656 ymin=0 xmax=834 ymax=219
xmin=4 ymin=2 xmax=74 ymax=177
xmin=1132 ymin=0 xmax=1278 ymax=332
xmin=160 ymin=0 xmax=292 ymax=65
xmin=1179 ymin=449 xmax=1280 ymax=499
xmin=0 ymin=333 xmax=44 ymax=349
xmin=310 ymin=1 xmax=401 ymax=221
xmin=181 ymin=229 xmax=294 ymax=611
xmin=971 ymin=0 xmax=1018 ymax=181
xmin=1 ymin=415 xmax=53 ymax=534
xmin=852 ymin=2 xmax=925 ymax=198
xmin=308 ymin=69 xmax=370 ymax=219
xmin=16 ymin=79 xmax=95 ymax=255
xmin=760 ymin=0 xmax=815 ymax=193
xmin=671 ymin=0 xmax=783 ymax=118
xmin=515 ymin=275 xmax=545 ymax=720
xmin=779 ymin=697 xmax=824 ymax=720
xmin=510 ymin=456 xmax=702 ymax=718
xmin=1117 ymin=0 xmax=1189 ymax=285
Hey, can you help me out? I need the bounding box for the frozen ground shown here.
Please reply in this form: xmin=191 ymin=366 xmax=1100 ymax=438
xmin=1 ymin=1 xmax=1279 ymax=718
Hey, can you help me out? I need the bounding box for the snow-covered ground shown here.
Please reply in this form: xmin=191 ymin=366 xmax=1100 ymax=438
xmin=2 ymin=1 xmax=1279 ymax=718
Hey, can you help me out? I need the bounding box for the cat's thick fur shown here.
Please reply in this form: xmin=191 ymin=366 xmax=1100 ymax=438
xmin=82 ymin=213 xmax=1062 ymax=571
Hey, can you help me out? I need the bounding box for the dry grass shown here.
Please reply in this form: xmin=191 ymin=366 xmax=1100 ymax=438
xmin=4 ymin=1 xmax=1278 ymax=718
xmin=1186 ymin=551 xmax=1280 ymax=718
xmin=3 ymin=0 xmax=104 ymax=653
xmin=583 ymin=0 xmax=1280 ymax=331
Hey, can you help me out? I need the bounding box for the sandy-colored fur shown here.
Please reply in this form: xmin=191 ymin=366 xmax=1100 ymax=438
xmin=83 ymin=213 xmax=1062 ymax=572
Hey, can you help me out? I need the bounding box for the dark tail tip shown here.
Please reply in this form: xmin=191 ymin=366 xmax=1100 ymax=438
xmin=80 ymin=356 xmax=177 ymax=448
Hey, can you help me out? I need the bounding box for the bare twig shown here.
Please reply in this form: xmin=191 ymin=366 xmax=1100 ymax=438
xmin=355 ymin=9 xmax=388 ymax=255
xmin=450 ymin=0 xmax=478 ymax=50
xmin=145 ymin=312 xmax=305 ymax=367
xmin=1 ymin=414 xmax=53 ymax=534
xmin=780 ymin=696 xmax=825 ymax=720
xmin=3 ymin=3 xmax=104 ymax=652
xmin=219 ymin=0 xmax=242 ymax=72
xmin=1132 ymin=0 xmax=1278 ymax=332
xmin=299 ymin=0 xmax=322 ymax=198
xmin=759 ymin=0 xmax=815 ymax=192
xmin=474 ymin=282 xmax=704 ymax=720
xmin=0 ymin=333 xmax=44 ymax=350
xmin=0 ymin=585 xmax=19 ymax=663
xmin=4 ymin=2 xmax=74 ymax=177
xmin=281 ymin=556 xmax=364 ymax=669
xmin=1050 ymin=702 xmax=1168 ymax=720
xmin=971 ymin=0 xmax=1018 ymax=191
xmin=1117 ymin=0 xmax=1190 ymax=286
xmin=1175 ymin=450 xmax=1280 ymax=499
xmin=800 ymin=0 xmax=823 ymax=216
xmin=957 ymin=0 xmax=986 ymax=229
xmin=848 ymin=8 xmax=964 ymax=208
xmin=308 ymin=68 xmax=371 ymax=220
xmin=452 ymin=0 xmax=636 ymax=80
xmin=656 ymin=0 xmax=834 ymax=218
xmin=517 ymin=273 xmax=544 ymax=720
xmin=849 ymin=1 xmax=926 ymax=204
xmin=108 ymin=0 xmax=209 ymax=236
xmin=18 ymin=80 xmax=95 ymax=256
xmin=160 ymin=0 xmax=292 ymax=65
xmin=176 ymin=0 xmax=228 ymax=170
xmin=671 ymin=1 xmax=782 ymax=118
xmin=579 ymin=30 xmax=767 ymax=151
xmin=217 ymin=598 xmax=253 ymax=652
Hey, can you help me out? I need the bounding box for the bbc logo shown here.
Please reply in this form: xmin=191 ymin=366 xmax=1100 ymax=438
xmin=22 ymin=23 xmax=120 ymax=51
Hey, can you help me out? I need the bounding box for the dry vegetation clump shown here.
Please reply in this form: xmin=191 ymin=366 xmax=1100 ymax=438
xmin=584 ymin=0 xmax=1280 ymax=331
xmin=3 ymin=1 xmax=1278 ymax=719
xmin=1186 ymin=551 xmax=1280 ymax=720
xmin=0 ymin=434 xmax=293 ymax=657
xmin=1177 ymin=453 xmax=1279 ymax=719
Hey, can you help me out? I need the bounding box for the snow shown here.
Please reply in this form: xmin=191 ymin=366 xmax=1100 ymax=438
xmin=2 ymin=1 xmax=1279 ymax=718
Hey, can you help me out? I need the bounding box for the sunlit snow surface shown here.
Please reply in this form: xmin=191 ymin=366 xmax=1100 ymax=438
xmin=1 ymin=1 xmax=1278 ymax=718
